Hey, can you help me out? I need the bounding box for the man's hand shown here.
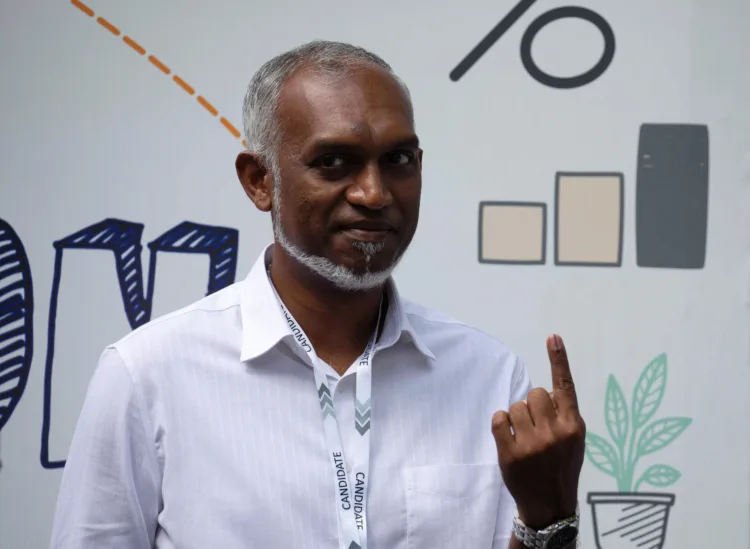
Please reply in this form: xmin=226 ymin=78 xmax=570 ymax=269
xmin=492 ymin=334 xmax=586 ymax=531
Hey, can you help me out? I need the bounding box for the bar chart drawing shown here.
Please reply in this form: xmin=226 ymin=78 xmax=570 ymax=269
xmin=478 ymin=202 xmax=547 ymax=264
xmin=555 ymin=172 xmax=624 ymax=267
xmin=636 ymin=124 xmax=709 ymax=269
xmin=477 ymin=122 xmax=709 ymax=270
xmin=40 ymin=218 xmax=239 ymax=469
xmin=0 ymin=218 xmax=33 ymax=434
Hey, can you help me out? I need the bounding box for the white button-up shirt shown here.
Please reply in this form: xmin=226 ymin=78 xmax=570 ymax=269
xmin=50 ymin=244 xmax=532 ymax=549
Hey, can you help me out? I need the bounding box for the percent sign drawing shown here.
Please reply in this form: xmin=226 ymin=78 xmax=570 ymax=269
xmin=450 ymin=0 xmax=616 ymax=89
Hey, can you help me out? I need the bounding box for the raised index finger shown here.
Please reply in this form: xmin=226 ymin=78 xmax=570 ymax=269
xmin=546 ymin=334 xmax=579 ymax=414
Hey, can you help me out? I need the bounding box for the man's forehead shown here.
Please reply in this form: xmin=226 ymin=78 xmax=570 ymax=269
xmin=277 ymin=65 xmax=414 ymax=148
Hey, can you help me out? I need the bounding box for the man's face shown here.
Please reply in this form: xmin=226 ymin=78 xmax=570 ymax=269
xmin=271 ymin=64 xmax=422 ymax=288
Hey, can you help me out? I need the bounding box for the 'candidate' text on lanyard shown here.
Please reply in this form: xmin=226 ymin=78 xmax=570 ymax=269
xmin=270 ymin=281 xmax=382 ymax=549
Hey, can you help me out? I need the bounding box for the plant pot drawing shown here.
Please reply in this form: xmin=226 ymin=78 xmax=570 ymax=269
xmin=588 ymin=492 xmax=674 ymax=549
xmin=584 ymin=353 xmax=691 ymax=549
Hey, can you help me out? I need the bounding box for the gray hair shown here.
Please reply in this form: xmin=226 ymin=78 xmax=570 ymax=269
xmin=241 ymin=40 xmax=413 ymax=172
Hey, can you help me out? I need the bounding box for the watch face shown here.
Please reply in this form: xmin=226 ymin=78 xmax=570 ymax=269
xmin=546 ymin=525 xmax=578 ymax=549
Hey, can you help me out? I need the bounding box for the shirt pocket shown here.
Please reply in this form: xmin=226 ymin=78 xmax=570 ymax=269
xmin=404 ymin=463 xmax=501 ymax=549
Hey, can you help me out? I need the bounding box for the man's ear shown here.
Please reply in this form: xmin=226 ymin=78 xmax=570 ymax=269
xmin=236 ymin=151 xmax=273 ymax=212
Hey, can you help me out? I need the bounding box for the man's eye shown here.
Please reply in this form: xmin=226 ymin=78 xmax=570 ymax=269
xmin=387 ymin=151 xmax=414 ymax=165
xmin=317 ymin=156 xmax=346 ymax=169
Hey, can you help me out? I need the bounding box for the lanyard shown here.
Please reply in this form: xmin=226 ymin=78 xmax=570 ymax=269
xmin=269 ymin=280 xmax=382 ymax=549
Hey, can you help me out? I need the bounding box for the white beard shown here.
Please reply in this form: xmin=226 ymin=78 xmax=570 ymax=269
xmin=271 ymin=176 xmax=402 ymax=292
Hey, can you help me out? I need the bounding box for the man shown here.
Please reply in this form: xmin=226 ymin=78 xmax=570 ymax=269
xmin=50 ymin=40 xmax=585 ymax=549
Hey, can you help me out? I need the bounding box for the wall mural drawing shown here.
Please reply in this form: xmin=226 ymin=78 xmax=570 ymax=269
xmin=450 ymin=0 xmax=616 ymax=88
xmin=0 ymin=219 xmax=34 ymax=436
xmin=40 ymin=218 xmax=239 ymax=468
xmin=478 ymin=201 xmax=547 ymax=264
xmin=584 ymin=352 xmax=692 ymax=549
xmin=0 ymin=2 xmax=247 ymax=474
xmin=636 ymin=124 xmax=710 ymax=269
xmin=477 ymin=123 xmax=710 ymax=269
xmin=555 ymin=172 xmax=624 ymax=267
xmin=69 ymin=0 xmax=246 ymax=148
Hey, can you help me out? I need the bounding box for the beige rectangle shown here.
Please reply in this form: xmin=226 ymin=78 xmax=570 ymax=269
xmin=556 ymin=173 xmax=623 ymax=265
xmin=480 ymin=203 xmax=545 ymax=264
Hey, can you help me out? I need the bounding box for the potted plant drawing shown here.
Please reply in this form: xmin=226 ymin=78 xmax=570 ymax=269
xmin=585 ymin=353 xmax=692 ymax=549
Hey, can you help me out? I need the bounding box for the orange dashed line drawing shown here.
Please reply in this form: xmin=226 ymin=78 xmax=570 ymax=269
xmin=96 ymin=16 xmax=120 ymax=36
xmin=70 ymin=0 xmax=246 ymax=148
xmin=197 ymin=96 xmax=219 ymax=117
xmin=221 ymin=118 xmax=241 ymax=138
xmin=148 ymin=55 xmax=171 ymax=75
xmin=173 ymin=75 xmax=195 ymax=95
xmin=123 ymin=36 xmax=146 ymax=55
xmin=72 ymin=0 xmax=93 ymax=17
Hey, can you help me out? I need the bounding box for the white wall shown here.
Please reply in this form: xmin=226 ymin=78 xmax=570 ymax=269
xmin=1 ymin=0 xmax=748 ymax=547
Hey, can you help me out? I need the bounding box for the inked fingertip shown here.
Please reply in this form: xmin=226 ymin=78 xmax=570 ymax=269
xmin=549 ymin=334 xmax=564 ymax=352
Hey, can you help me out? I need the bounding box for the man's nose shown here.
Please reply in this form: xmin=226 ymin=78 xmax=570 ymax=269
xmin=346 ymin=163 xmax=393 ymax=210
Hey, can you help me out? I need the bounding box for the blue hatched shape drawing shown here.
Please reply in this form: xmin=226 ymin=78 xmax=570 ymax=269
xmin=0 ymin=218 xmax=34 ymax=434
xmin=41 ymin=218 xmax=239 ymax=469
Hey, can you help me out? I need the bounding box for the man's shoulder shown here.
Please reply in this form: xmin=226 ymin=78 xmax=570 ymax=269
xmin=400 ymin=298 xmax=517 ymax=360
xmin=109 ymin=281 xmax=243 ymax=367
xmin=400 ymin=297 xmax=531 ymax=401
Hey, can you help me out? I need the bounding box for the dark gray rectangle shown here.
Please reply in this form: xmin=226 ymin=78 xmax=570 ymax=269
xmin=636 ymin=123 xmax=709 ymax=269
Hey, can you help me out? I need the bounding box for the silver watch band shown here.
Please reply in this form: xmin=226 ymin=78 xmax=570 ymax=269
xmin=512 ymin=506 xmax=580 ymax=549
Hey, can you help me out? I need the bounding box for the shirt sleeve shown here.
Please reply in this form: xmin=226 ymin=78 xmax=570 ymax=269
xmin=492 ymin=354 xmax=533 ymax=548
xmin=49 ymin=347 xmax=161 ymax=549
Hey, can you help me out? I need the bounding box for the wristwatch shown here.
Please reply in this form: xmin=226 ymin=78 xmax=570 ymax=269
xmin=512 ymin=505 xmax=580 ymax=549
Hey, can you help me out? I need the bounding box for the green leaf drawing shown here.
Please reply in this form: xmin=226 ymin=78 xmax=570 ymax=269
xmin=636 ymin=417 xmax=692 ymax=456
xmin=585 ymin=432 xmax=619 ymax=478
xmin=588 ymin=352 xmax=692 ymax=493
xmin=633 ymin=464 xmax=682 ymax=491
xmin=631 ymin=353 xmax=667 ymax=429
xmin=604 ymin=374 xmax=628 ymax=450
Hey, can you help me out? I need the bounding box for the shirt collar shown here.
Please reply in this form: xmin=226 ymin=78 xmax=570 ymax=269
xmin=239 ymin=243 xmax=435 ymax=363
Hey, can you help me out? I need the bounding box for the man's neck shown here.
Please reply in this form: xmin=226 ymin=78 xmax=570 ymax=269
xmin=269 ymin=245 xmax=386 ymax=375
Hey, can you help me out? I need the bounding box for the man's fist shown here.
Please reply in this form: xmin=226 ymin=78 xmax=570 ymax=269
xmin=492 ymin=335 xmax=586 ymax=530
